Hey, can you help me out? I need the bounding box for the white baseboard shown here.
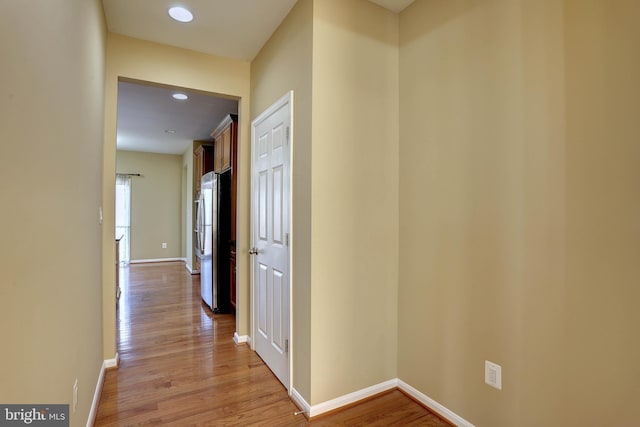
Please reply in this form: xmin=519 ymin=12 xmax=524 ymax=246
xmin=185 ymin=263 xmax=193 ymax=274
xmin=87 ymin=353 xmax=119 ymax=427
xmin=86 ymin=363 xmax=105 ymax=427
xmin=233 ymin=332 xmax=249 ymax=345
xmin=290 ymin=387 xmax=310 ymax=416
xmin=289 ymin=379 xmax=472 ymax=425
xmin=104 ymin=353 xmax=120 ymax=369
xmin=130 ymin=257 xmax=186 ymax=264
xmin=303 ymin=379 xmax=397 ymax=418
xmin=397 ymin=379 xmax=474 ymax=427
xmin=310 ymin=379 xmax=397 ymax=417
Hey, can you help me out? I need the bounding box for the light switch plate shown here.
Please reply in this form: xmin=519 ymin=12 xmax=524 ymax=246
xmin=485 ymin=360 xmax=502 ymax=390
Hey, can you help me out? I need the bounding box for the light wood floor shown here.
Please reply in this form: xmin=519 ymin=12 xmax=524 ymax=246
xmin=94 ymin=262 xmax=451 ymax=426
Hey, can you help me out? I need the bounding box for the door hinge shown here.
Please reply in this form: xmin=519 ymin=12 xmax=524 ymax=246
xmin=285 ymin=339 xmax=289 ymax=353
xmin=285 ymin=233 xmax=290 ymax=247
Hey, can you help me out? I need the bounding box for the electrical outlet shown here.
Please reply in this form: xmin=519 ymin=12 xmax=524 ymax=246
xmin=162 ymin=242 xmax=167 ymax=249
xmin=485 ymin=360 xmax=502 ymax=390
xmin=73 ymin=379 xmax=78 ymax=413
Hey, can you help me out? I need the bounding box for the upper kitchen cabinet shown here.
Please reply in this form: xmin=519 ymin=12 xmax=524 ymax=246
xmin=211 ymin=114 xmax=237 ymax=173
xmin=194 ymin=143 xmax=214 ymax=194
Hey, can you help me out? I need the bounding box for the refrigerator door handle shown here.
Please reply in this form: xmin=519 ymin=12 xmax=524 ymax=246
xmin=195 ymin=194 xmax=203 ymax=254
xmin=198 ymin=199 xmax=205 ymax=253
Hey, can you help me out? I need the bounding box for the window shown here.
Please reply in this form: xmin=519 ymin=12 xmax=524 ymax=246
xmin=115 ymin=174 xmax=131 ymax=264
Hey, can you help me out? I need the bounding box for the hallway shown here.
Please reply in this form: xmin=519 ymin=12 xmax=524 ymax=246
xmin=94 ymin=262 xmax=449 ymax=426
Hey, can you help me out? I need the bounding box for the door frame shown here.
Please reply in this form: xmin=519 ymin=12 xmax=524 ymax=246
xmin=250 ymin=91 xmax=293 ymax=392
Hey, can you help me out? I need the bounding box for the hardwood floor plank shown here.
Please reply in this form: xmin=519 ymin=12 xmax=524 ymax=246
xmin=94 ymin=262 xmax=450 ymax=426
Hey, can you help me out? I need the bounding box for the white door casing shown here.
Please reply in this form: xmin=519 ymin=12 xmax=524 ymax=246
xmin=251 ymin=92 xmax=292 ymax=389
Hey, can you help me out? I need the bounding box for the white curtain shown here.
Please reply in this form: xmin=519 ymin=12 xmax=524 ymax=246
xmin=115 ymin=174 xmax=131 ymax=264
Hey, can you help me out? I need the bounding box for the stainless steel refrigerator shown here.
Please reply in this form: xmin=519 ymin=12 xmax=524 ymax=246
xmin=196 ymin=172 xmax=217 ymax=311
xmin=195 ymin=171 xmax=231 ymax=313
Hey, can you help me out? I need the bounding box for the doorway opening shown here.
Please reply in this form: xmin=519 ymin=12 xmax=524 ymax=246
xmin=114 ymin=77 xmax=240 ymax=349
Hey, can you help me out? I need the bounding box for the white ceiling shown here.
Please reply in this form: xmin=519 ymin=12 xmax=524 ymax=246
xmin=103 ymin=0 xmax=415 ymax=62
xmin=102 ymin=0 xmax=299 ymax=62
xmin=117 ymin=81 xmax=237 ymax=155
xmin=105 ymin=0 xmax=414 ymax=154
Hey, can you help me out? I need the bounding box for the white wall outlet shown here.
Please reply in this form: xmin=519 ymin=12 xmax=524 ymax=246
xmin=485 ymin=360 xmax=502 ymax=390
xmin=162 ymin=242 xmax=167 ymax=249
xmin=72 ymin=379 xmax=78 ymax=413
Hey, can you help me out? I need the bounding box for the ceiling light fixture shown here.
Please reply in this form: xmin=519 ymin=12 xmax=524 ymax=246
xmin=172 ymin=93 xmax=188 ymax=100
xmin=168 ymin=6 xmax=193 ymax=23
xmin=165 ymin=130 xmax=177 ymax=134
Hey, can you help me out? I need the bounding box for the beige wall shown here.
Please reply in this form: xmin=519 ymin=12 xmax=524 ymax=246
xmin=182 ymin=147 xmax=195 ymax=271
xmin=398 ymin=0 xmax=640 ymax=425
xmin=310 ymin=0 xmax=399 ymax=404
xmin=251 ymin=0 xmax=314 ymax=400
xmin=103 ymin=33 xmax=251 ymax=359
xmin=564 ymin=0 xmax=640 ymax=424
xmin=116 ymin=151 xmax=183 ymax=260
xmin=0 ymin=0 xmax=106 ymax=425
xmin=252 ymin=0 xmax=399 ymax=406
xmin=399 ymin=1 xmax=540 ymax=424
xmin=99 ymin=1 xmax=640 ymax=423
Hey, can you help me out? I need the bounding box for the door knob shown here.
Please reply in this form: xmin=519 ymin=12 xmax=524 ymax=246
xmin=249 ymin=247 xmax=259 ymax=255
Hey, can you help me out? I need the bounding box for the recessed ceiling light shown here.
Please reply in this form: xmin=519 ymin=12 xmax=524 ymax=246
xmin=165 ymin=130 xmax=177 ymax=134
xmin=168 ymin=6 xmax=193 ymax=23
xmin=172 ymin=93 xmax=188 ymax=100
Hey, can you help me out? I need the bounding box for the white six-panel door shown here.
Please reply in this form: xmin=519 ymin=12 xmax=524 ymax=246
xmin=251 ymin=92 xmax=292 ymax=388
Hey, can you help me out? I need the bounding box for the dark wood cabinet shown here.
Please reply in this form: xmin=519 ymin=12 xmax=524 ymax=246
xmin=211 ymin=114 xmax=238 ymax=311
xmin=211 ymin=114 xmax=237 ymax=173
xmin=194 ymin=143 xmax=214 ymax=195
xmin=230 ymin=251 xmax=237 ymax=311
xmin=213 ymin=122 xmax=232 ymax=172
